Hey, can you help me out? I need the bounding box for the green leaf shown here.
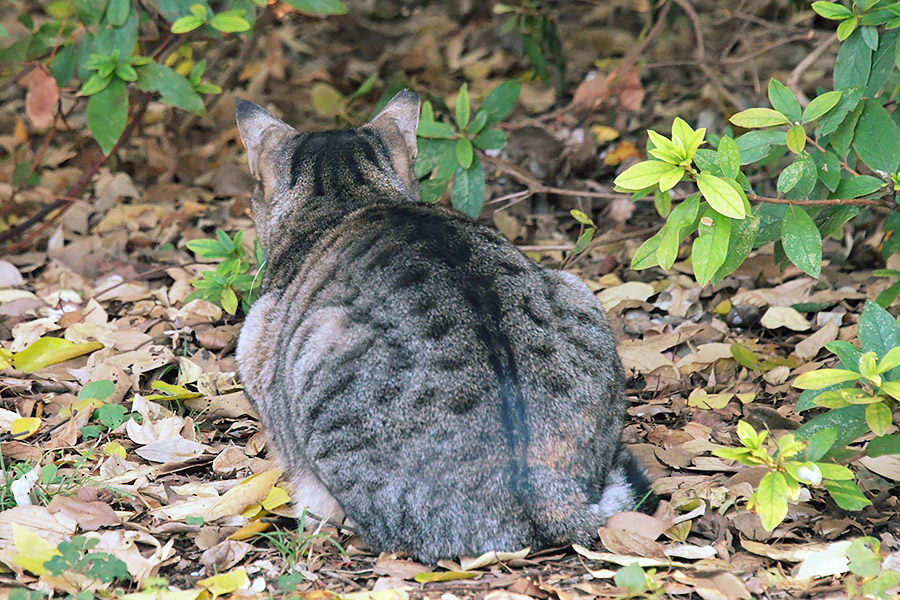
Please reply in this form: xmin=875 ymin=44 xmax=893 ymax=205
xmin=811 ymin=1 xmax=854 ymax=19
xmin=472 ymin=81 xmax=520 ymax=128
xmin=210 ymin=12 xmax=251 ymax=33
xmin=818 ymin=151 xmax=841 ymax=191
xmin=696 ymin=172 xmax=745 ymax=219
xmin=79 ymin=71 xmax=113 ymax=96
xmin=654 ymin=189 xmax=671 ymax=218
xmin=190 ymin=4 xmax=208 ymax=19
xmin=816 ymin=462 xmax=854 ymax=481
xmin=861 ymin=25 xmax=879 ymax=50
xmin=415 ymin=138 xmax=455 ymax=178
xmin=825 ymin=479 xmax=872 ymax=510
xmin=614 ymin=563 xmax=649 ymax=594
xmin=420 ymin=178 xmax=450 ymax=203
xmin=867 ymin=434 xmax=900 ymax=457
xmin=794 ymin=369 xmax=862 ymax=389
xmin=451 ymin=158 xmax=485 ymax=218
xmin=455 ymin=138 xmax=473 ymax=169
xmin=282 ymin=0 xmax=348 ymax=15
xmin=80 ymin=380 xmax=115 ymax=401
xmin=781 ymin=206 xmax=822 ymax=278
xmin=802 ymin=91 xmax=842 ymax=124
xmin=570 ymin=210 xmax=593 ymax=225
xmin=803 ymin=428 xmax=837 ymax=462
xmin=613 ymin=161 xmax=673 ymax=191
xmin=221 ymin=286 xmax=238 ymax=314
xmin=835 ymin=29 xmax=873 ymax=88
xmin=631 ymin=232 xmax=663 ymax=270
xmin=877 ymin=346 xmax=900 ymax=373
xmin=86 ymin=78 xmax=128 ymax=155
xmin=657 ymin=165 xmax=684 ymax=192
xmin=106 ymin=0 xmax=130 ymax=27
xmin=768 ymin=78 xmax=801 ymax=123
xmin=735 ymin=130 xmax=786 ymax=164
xmin=866 ymin=401 xmax=892 ymax=436
xmin=717 ymin=135 xmax=740 ymax=179
xmin=777 ymin=160 xmax=804 ymax=194
xmin=729 ymin=108 xmax=789 ymax=129
xmin=115 ymin=63 xmax=137 ymax=82
xmin=171 ymin=15 xmax=205 ymax=33
xmin=837 ymin=16 xmax=859 ymax=41
xmin=832 ymin=174 xmax=886 ymax=198
xmin=455 ymin=82 xmax=470 ymax=130
xmin=858 ymin=300 xmax=900 ymax=358
xmin=472 ymin=129 xmax=506 ymax=150
xmin=826 ymin=340 xmax=864 ymax=372
xmin=853 ymin=99 xmax=900 ymax=175
xmin=573 ymin=228 xmax=594 ymax=254
xmin=692 ymin=211 xmax=731 ymax=286
xmin=714 ymin=214 xmax=759 ymax=282
xmin=95 ymin=404 xmax=126 ymax=429
xmin=756 ymin=471 xmax=789 ymax=531
xmin=417 ymin=120 xmax=455 ymax=139
xmin=136 ymin=63 xmax=206 ymax=116
xmin=796 ymin=404 xmax=869 ymax=450
xmin=816 ymin=87 xmax=864 ymax=137
xmin=785 ymin=125 xmax=806 ymax=153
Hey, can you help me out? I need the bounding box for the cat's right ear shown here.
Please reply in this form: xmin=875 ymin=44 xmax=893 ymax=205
xmin=235 ymin=99 xmax=295 ymax=179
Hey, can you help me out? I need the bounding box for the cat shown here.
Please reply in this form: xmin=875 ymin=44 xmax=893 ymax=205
xmin=234 ymin=90 xmax=656 ymax=563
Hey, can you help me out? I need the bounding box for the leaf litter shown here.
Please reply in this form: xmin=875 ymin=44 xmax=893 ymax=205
xmin=1 ymin=0 xmax=899 ymax=598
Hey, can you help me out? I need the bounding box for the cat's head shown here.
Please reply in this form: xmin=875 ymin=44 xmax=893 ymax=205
xmin=235 ymin=90 xmax=421 ymax=247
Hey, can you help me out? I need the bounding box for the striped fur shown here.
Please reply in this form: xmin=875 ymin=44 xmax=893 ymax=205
xmin=234 ymin=91 xmax=656 ymax=563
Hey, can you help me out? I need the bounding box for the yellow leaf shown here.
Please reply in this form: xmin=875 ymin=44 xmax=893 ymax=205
xmin=58 ymin=397 xmax=105 ymax=419
xmin=198 ymin=568 xmax=249 ymax=599
xmin=104 ymin=441 xmax=127 ymax=459
xmin=146 ymin=380 xmax=202 ymax=401
xmin=590 ymin=125 xmax=619 ymax=143
xmin=12 ymin=523 xmax=60 ymax=576
xmin=687 ymin=390 xmax=731 ymax=409
xmin=414 ymin=571 xmax=479 ymax=583
xmin=240 ymin=504 xmax=263 ymax=520
xmin=0 ymin=347 xmax=13 ymax=369
xmin=12 ymin=338 xmax=104 ymax=373
xmin=120 ymin=589 xmax=203 ymax=600
xmin=228 ymin=519 xmax=271 ymax=541
xmin=11 ymin=417 xmax=41 ymax=440
xmin=206 ymin=468 xmax=283 ymax=521
xmin=261 ymin=485 xmax=290 ymax=511
xmin=311 ymin=83 xmax=345 ymax=117
xmin=736 ymin=393 xmax=756 ymax=404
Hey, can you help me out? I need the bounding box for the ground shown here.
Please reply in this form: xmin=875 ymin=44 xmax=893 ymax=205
xmin=0 ymin=1 xmax=899 ymax=599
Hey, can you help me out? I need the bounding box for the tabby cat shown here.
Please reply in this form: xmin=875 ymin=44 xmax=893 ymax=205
xmin=234 ymin=90 xmax=656 ymax=563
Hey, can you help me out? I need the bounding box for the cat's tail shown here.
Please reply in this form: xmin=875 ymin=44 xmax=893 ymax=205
xmin=520 ymin=445 xmax=657 ymax=547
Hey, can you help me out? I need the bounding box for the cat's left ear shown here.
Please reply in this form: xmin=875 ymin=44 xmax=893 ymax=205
xmin=367 ymin=90 xmax=420 ymax=160
xmin=235 ymin=98 xmax=296 ymax=178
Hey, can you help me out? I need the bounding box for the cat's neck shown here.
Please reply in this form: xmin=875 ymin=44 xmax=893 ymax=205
xmin=260 ymin=194 xmax=406 ymax=290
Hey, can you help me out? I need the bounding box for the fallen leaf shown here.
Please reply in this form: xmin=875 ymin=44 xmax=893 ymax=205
xmin=12 ymin=338 xmax=104 ymax=372
xmin=198 ymin=567 xmax=250 ymax=598
xmin=12 ymin=523 xmax=60 ymax=576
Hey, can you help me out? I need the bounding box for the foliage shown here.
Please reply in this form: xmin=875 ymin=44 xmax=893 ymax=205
xmin=614 ymin=562 xmax=659 ymax=597
xmin=615 ymin=0 xmax=900 ymax=287
xmin=44 ymin=536 xmax=130 ymax=587
xmin=251 ymin=509 xmax=345 ymax=571
xmin=844 ymin=537 xmax=900 ymax=599
xmin=793 ymin=301 xmax=900 ymax=456
xmin=494 ymin=1 xmax=565 ymax=97
xmin=714 ymin=421 xmax=868 ymax=531
xmin=416 ymin=81 xmax=521 ymax=217
xmin=0 ymin=0 xmax=346 ymax=157
xmin=186 ymin=230 xmax=265 ymax=315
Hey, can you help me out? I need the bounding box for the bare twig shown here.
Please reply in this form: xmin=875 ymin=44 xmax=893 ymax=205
xmin=0 ymin=93 xmax=152 ymax=251
xmin=787 ymin=35 xmax=838 ymax=104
